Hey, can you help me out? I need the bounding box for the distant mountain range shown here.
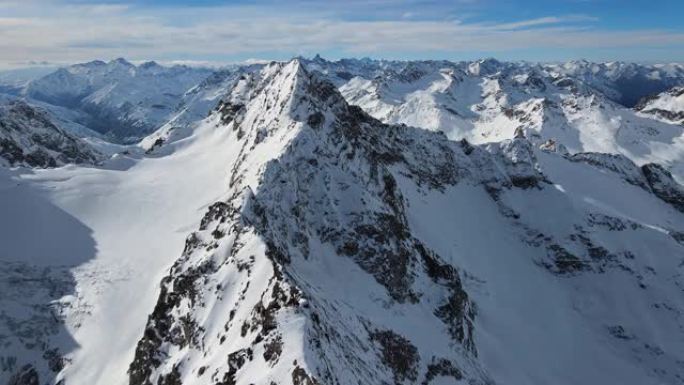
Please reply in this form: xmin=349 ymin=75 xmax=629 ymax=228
xmin=2 ymin=57 xmax=684 ymax=174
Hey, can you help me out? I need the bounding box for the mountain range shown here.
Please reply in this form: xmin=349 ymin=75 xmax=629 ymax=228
xmin=1 ymin=57 xmax=684 ymax=385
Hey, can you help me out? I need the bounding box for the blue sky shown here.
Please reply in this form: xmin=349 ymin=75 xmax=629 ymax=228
xmin=1 ymin=0 xmax=683 ymax=68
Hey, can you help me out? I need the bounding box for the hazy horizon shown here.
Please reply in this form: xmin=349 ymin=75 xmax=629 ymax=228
xmin=3 ymin=55 xmax=684 ymax=72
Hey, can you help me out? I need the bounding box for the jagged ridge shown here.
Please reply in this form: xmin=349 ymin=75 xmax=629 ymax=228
xmin=0 ymin=100 xmax=100 ymax=167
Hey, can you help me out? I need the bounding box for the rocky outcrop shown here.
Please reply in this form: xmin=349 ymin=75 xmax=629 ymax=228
xmin=0 ymin=262 xmax=76 ymax=385
xmin=642 ymin=163 xmax=684 ymax=212
xmin=485 ymin=137 xmax=546 ymax=188
xmin=0 ymin=100 xmax=99 ymax=167
xmin=6 ymin=365 xmax=39 ymax=385
xmin=570 ymin=152 xmax=649 ymax=188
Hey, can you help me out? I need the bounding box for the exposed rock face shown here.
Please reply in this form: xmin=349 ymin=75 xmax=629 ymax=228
xmin=370 ymin=329 xmax=420 ymax=384
xmin=569 ymin=152 xmax=650 ymax=188
xmin=6 ymin=365 xmax=39 ymax=385
xmin=642 ymin=163 xmax=684 ymax=212
xmin=568 ymin=152 xmax=684 ymax=213
xmin=639 ymin=108 xmax=684 ymax=125
xmin=485 ymin=137 xmax=546 ymax=188
xmin=539 ymin=139 xmax=569 ymax=155
xmin=0 ymin=262 xmax=77 ymax=385
xmin=0 ymin=100 xmax=99 ymax=167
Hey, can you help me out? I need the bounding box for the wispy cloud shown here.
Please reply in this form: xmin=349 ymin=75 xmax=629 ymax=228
xmin=491 ymin=15 xmax=599 ymax=30
xmin=0 ymin=17 xmax=37 ymax=27
xmin=0 ymin=0 xmax=682 ymax=68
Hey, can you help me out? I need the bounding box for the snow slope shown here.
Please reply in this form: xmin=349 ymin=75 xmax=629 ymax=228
xmin=1 ymin=113 xmax=242 ymax=385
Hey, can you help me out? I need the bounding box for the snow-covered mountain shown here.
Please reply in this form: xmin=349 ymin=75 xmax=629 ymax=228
xmin=0 ymin=99 xmax=100 ymax=167
xmin=133 ymin=59 xmax=684 ymax=385
xmin=19 ymin=59 xmax=213 ymax=143
xmin=300 ymin=57 xmax=684 ymax=181
xmin=3 ymin=57 xmax=684 ymax=172
xmin=0 ymin=66 xmax=57 ymax=96
xmin=2 ymin=58 xmax=684 ymax=385
xmin=127 ymin=59 xmax=684 ymax=385
xmin=636 ymin=86 xmax=684 ymax=126
xmin=546 ymin=60 xmax=684 ymax=107
xmin=140 ymin=64 xmax=266 ymax=151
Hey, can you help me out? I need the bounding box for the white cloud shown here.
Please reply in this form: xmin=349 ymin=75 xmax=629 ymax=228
xmin=0 ymin=17 xmax=37 ymax=27
xmin=490 ymin=16 xmax=596 ymax=30
xmin=0 ymin=0 xmax=681 ymax=68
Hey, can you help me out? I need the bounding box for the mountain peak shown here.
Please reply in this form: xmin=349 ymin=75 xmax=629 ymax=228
xmin=138 ymin=60 xmax=161 ymax=69
xmin=78 ymin=60 xmax=107 ymax=68
xmin=230 ymin=58 xmax=345 ymax=114
xmin=109 ymin=57 xmax=134 ymax=67
xmin=312 ymin=53 xmax=326 ymax=63
xmin=468 ymin=57 xmax=503 ymax=76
